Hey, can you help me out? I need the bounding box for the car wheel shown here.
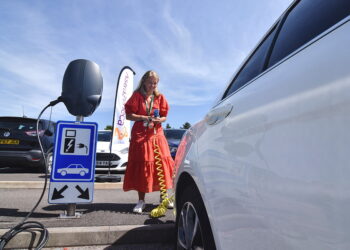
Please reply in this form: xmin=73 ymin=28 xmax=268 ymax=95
xmin=176 ymin=185 xmax=216 ymax=250
xmin=80 ymin=171 xmax=85 ymax=176
xmin=60 ymin=170 xmax=67 ymax=176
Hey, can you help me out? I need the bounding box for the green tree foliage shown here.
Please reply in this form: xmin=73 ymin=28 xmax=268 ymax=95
xmin=104 ymin=125 xmax=112 ymax=130
xmin=166 ymin=123 xmax=171 ymax=129
xmin=180 ymin=122 xmax=191 ymax=129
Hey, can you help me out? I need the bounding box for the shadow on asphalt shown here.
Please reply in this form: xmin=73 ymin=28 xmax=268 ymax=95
xmin=144 ymin=217 xmax=173 ymax=224
xmin=0 ymin=208 xmax=58 ymax=219
xmin=41 ymin=203 xmax=174 ymax=224
xmin=104 ymin=245 xmax=175 ymax=250
xmin=108 ymin=224 xmax=176 ymax=249
xmin=1 ymin=204 xmax=175 ymax=226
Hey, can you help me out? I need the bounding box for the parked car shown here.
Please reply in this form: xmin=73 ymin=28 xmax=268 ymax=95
xmin=163 ymin=129 xmax=186 ymax=159
xmin=95 ymin=130 xmax=128 ymax=172
xmin=57 ymin=163 xmax=89 ymax=176
xmin=174 ymin=1 xmax=350 ymax=249
xmin=0 ymin=116 xmax=55 ymax=172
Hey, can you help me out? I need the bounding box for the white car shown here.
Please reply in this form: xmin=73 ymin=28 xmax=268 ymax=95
xmin=57 ymin=164 xmax=89 ymax=176
xmin=95 ymin=130 xmax=128 ymax=172
xmin=174 ymin=1 xmax=350 ymax=250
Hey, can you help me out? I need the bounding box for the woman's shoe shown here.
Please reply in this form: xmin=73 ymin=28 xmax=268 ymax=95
xmin=133 ymin=200 xmax=145 ymax=214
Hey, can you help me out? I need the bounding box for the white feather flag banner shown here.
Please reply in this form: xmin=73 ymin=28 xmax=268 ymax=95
xmin=111 ymin=66 xmax=135 ymax=151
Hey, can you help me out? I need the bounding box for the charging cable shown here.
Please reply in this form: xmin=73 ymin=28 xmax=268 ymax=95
xmin=0 ymin=97 xmax=63 ymax=250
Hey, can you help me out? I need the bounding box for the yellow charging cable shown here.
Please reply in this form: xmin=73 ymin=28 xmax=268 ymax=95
xmin=150 ymin=137 xmax=174 ymax=218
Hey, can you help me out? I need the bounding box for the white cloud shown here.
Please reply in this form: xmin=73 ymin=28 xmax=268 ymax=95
xmin=131 ymin=2 xmax=240 ymax=107
xmin=0 ymin=0 xmax=293 ymax=128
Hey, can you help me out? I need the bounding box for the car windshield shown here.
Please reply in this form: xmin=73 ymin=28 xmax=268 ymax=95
xmin=98 ymin=131 xmax=112 ymax=142
xmin=0 ymin=119 xmax=43 ymax=131
xmin=164 ymin=130 xmax=186 ymax=140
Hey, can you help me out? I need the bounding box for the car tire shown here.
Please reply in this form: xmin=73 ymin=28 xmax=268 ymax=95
xmin=176 ymin=184 xmax=216 ymax=250
xmin=80 ymin=171 xmax=85 ymax=176
xmin=60 ymin=170 xmax=67 ymax=176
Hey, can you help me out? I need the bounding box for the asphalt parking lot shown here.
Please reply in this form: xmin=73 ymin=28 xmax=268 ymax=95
xmin=0 ymin=167 xmax=176 ymax=249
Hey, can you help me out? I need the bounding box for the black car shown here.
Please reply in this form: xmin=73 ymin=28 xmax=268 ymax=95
xmin=0 ymin=116 xmax=55 ymax=172
xmin=163 ymin=129 xmax=186 ymax=159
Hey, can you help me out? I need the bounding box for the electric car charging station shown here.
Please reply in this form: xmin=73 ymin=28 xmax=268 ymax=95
xmin=48 ymin=59 xmax=103 ymax=218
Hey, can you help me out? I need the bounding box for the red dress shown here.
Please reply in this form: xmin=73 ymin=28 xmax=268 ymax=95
xmin=123 ymin=91 xmax=174 ymax=193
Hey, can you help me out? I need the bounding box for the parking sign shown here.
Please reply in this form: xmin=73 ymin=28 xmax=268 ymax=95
xmin=48 ymin=121 xmax=98 ymax=204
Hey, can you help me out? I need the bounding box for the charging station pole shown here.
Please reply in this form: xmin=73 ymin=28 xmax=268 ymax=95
xmin=65 ymin=115 xmax=83 ymax=217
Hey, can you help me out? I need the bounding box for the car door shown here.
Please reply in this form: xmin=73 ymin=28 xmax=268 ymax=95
xmin=195 ymin=1 xmax=350 ymax=249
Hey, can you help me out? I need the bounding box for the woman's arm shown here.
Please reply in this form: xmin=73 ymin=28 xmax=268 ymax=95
xmin=126 ymin=113 xmax=150 ymax=122
xmin=152 ymin=116 xmax=166 ymax=123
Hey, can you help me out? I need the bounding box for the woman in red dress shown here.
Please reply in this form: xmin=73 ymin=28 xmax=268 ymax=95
xmin=123 ymin=70 xmax=174 ymax=213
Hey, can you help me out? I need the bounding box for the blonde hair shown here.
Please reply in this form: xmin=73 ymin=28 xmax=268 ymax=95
xmin=135 ymin=70 xmax=160 ymax=96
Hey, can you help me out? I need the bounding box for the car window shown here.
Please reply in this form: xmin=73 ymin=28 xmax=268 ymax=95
xmin=164 ymin=130 xmax=186 ymax=140
xmin=98 ymin=131 xmax=112 ymax=142
xmin=223 ymin=26 xmax=277 ymax=99
xmin=0 ymin=120 xmax=42 ymax=131
xmin=18 ymin=123 xmax=37 ymax=130
xmin=268 ymin=0 xmax=350 ymax=67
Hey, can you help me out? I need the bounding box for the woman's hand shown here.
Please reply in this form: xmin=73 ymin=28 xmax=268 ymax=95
xmin=126 ymin=113 xmax=152 ymax=122
xmin=151 ymin=117 xmax=162 ymax=124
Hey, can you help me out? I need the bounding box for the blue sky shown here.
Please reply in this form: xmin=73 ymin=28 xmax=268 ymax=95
xmin=0 ymin=0 xmax=292 ymax=129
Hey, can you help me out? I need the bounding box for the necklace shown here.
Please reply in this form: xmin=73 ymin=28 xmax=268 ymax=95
xmin=145 ymin=94 xmax=154 ymax=116
xmin=143 ymin=94 xmax=154 ymax=128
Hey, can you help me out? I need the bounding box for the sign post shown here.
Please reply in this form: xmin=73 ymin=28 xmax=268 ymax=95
xmin=48 ymin=119 xmax=97 ymax=218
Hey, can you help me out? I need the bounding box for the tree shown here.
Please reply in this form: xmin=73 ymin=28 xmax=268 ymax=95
xmin=180 ymin=122 xmax=191 ymax=129
xmin=104 ymin=125 xmax=112 ymax=131
xmin=166 ymin=123 xmax=171 ymax=129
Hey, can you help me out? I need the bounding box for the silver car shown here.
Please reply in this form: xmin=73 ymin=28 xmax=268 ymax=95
xmin=174 ymin=1 xmax=350 ymax=249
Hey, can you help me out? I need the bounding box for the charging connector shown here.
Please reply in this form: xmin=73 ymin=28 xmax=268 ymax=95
xmin=49 ymin=96 xmax=64 ymax=107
